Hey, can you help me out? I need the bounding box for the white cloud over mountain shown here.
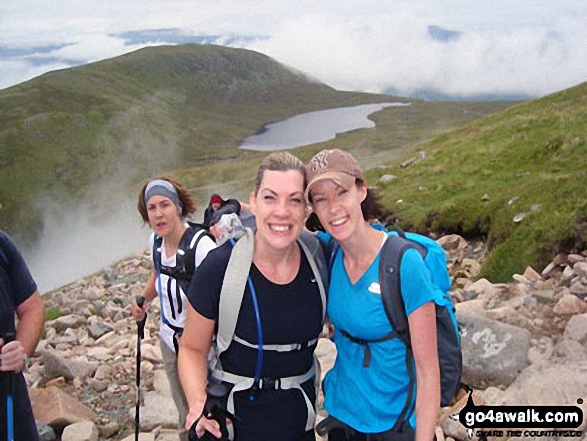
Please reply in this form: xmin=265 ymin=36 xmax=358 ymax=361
xmin=1 ymin=0 xmax=586 ymax=97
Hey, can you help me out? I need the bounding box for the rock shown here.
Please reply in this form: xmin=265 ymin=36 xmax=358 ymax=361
xmin=564 ymin=313 xmax=587 ymax=345
xmin=98 ymin=420 xmax=121 ymax=438
xmin=140 ymin=343 xmax=163 ymax=363
xmin=532 ymin=290 xmax=556 ymax=304
xmin=61 ymin=421 xmax=98 ymax=441
xmin=36 ymin=421 xmax=56 ymax=441
xmin=87 ymin=321 xmax=114 ymax=340
xmin=41 ymin=350 xmax=98 ymax=380
xmin=541 ymin=262 xmax=559 ymax=279
xmin=553 ymin=294 xmax=587 ymax=315
xmin=466 ymin=278 xmax=508 ymax=300
xmin=568 ymin=254 xmax=585 ymax=265
xmin=500 ymin=354 xmax=587 ymax=426
xmin=459 ymin=312 xmax=531 ymax=388
xmin=574 ymin=262 xmax=587 ymax=278
xmin=513 ymin=212 xmax=528 ymax=223
xmin=47 ymin=314 xmax=86 ymax=333
xmin=29 ymin=387 xmax=98 ymax=430
xmin=553 ymin=339 xmax=586 ymax=358
xmin=379 ymin=174 xmax=397 ymax=184
xmin=437 ymin=234 xmax=467 ymax=251
xmin=523 ymin=266 xmax=542 ymax=281
xmin=512 ymin=274 xmax=530 ymax=284
xmin=455 ymin=299 xmax=486 ymax=315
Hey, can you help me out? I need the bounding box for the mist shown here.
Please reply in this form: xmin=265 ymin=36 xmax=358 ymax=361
xmin=20 ymin=90 xmax=199 ymax=294
xmin=23 ymin=196 xmax=149 ymax=294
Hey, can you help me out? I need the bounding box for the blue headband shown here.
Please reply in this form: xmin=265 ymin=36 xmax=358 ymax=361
xmin=144 ymin=179 xmax=183 ymax=212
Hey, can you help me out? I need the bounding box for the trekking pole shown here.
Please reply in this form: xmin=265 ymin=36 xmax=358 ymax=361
xmin=2 ymin=333 xmax=16 ymax=441
xmin=135 ymin=296 xmax=147 ymax=441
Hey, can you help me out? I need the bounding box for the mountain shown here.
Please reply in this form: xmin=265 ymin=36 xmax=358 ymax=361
xmin=0 ymin=44 xmax=396 ymax=243
xmin=0 ymin=43 xmax=509 ymax=252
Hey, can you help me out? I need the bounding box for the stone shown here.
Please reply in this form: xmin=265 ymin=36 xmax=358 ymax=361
xmin=41 ymin=350 xmax=98 ymax=380
xmin=459 ymin=312 xmax=531 ymax=388
xmin=29 ymin=387 xmax=98 ymax=430
xmin=437 ymin=234 xmax=468 ymax=251
xmin=61 ymin=421 xmax=99 ymax=441
xmin=568 ymin=254 xmax=585 ymax=265
xmin=87 ymin=321 xmax=114 ymax=340
xmin=36 ymin=421 xmax=56 ymax=441
xmin=553 ymin=294 xmax=587 ymax=315
xmin=564 ymin=313 xmax=587 ymax=345
xmin=379 ymin=174 xmax=397 ymax=184
xmin=574 ymin=262 xmax=587 ymax=278
xmin=532 ymin=290 xmax=556 ymax=304
xmin=47 ymin=314 xmax=86 ymax=333
xmin=98 ymin=421 xmax=121 ymax=438
xmin=522 ymin=266 xmax=542 ymax=281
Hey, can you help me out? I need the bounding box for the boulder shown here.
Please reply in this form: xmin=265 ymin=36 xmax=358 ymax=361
xmin=61 ymin=421 xmax=99 ymax=441
xmin=29 ymin=387 xmax=98 ymax=430
xmin=459 ymin=312 xmax=531 ymax=388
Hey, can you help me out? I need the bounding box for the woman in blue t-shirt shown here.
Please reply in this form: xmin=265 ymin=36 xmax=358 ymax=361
xmin=305 ymin=149 xmax=440 ymax=441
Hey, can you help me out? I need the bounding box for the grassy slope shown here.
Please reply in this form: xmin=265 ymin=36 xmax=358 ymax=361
xmin=368 ymin=82 xmax=587 ymax=281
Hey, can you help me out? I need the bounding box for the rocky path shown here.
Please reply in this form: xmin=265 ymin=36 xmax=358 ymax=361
xmin=25 ymin=235 xmax=587 ymax=440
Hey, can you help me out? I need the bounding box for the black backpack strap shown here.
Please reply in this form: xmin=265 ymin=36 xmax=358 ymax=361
xmin=379 ymin=235 xmax=413 ymax=345
xmin=173 ymin=224 xmax=215 ymax=294
xmin=379 ymin=234 xmax=420 ymax=431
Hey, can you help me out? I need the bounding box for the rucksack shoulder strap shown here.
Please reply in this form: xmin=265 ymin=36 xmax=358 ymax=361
xmin=178 ymin=225 xmax=213 ymax=271
xmin=298 ymin=231 xmax=328 ymax=321
xmin=217 ymin=227 xmax=255 ymax=356
xmin=379 ymin=234 xmax=416 ymax=346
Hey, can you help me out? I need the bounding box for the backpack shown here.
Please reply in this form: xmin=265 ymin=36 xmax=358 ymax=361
xmin=331 ymin=226 xmax=462 ymax=411
xmin=153 ymin=222 xmax=213 ymax=293
xmin=209 ymin=227 xmax=329 ymax=433
xmin=153 ymin=222 xmax=214 ymax=334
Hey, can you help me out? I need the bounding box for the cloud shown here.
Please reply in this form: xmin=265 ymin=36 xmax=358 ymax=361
xmin=1 ymin=1 xmax=586 ymax=96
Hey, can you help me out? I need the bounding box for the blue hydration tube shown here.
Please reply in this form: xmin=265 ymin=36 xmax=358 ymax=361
xmin=7 ymin=384 xmax=13 ymax=441
xmin=228 ymin=238 xmax=264 ymax=399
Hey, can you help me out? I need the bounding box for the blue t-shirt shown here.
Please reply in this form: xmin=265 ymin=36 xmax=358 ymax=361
xmin=321 ymin=232 xmax=438 ymax=433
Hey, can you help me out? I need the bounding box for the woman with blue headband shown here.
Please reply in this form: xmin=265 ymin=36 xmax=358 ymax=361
xmin=132 ymin=176 xmax=217 ymax=441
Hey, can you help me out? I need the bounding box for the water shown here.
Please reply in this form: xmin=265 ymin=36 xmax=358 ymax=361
xmin=239 ymin=102 xmax=410 ymax=151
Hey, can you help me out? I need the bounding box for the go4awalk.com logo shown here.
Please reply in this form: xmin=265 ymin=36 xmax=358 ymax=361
xmin=453 ymin=391 xmax=584 ymax=439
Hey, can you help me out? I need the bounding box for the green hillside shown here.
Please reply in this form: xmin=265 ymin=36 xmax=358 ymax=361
xmin=0 ymin=44 xmax=392 ymax=240
xmin=368 ymin=82 xmax=587 ymax=281
xmin=0 ymin=44 xmax=509 ymax=247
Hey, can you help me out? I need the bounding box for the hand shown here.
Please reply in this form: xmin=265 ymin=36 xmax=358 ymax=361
xmin=131 ymin=299 xmax=147 ymax=322
xmin=0 ymin=339 xmax=25 ymax=373
xmin=210 ymin=224 xmax=221 ymax=240
xmin=186 ymin=409 xmax=222 ymax=439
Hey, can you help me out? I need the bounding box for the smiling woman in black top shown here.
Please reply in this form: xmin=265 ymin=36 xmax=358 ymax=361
xmin=178 ymin=152 xmax=326 ymax=441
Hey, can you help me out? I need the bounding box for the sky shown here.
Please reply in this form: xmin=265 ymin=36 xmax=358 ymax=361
xmin=1 ymin=0 xmax=586 ymax=98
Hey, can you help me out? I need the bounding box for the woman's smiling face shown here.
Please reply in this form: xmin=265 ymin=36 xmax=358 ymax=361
xmin=309 ymin=179 xmax=366 ymax=242
xmin=250 ymin=169 xmax=307 ymax=251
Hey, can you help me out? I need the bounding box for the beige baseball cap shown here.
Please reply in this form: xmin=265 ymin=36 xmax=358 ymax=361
xmin=305 ymin=149 xmax=364 ymax=200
